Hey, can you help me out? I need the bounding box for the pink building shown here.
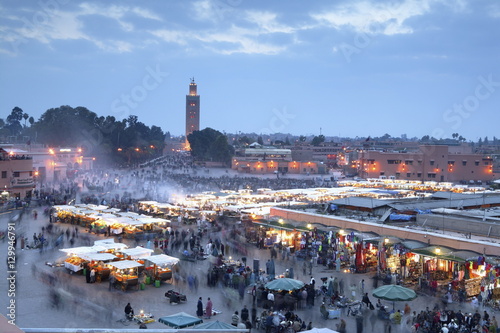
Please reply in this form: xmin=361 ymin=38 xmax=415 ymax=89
xmin=358 ymin=145 xmax=495 ymax=183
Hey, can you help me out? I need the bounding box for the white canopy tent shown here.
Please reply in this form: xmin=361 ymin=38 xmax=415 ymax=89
xmin=79 ymin=252 xmax=117 ymax=261
xmin=146 ymin=254 xmax=180 ymax=267
xmin=120 ymin=246 xmax=155 ymax=259
xmin=108 ymin=260 xmax=143 ymax=270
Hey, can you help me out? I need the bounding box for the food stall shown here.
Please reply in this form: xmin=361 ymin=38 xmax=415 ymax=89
xmin=80 ymin=252 xmax=117 ymax=282
xmin=60 ymin=245 xmax=107 ymax=274
xmin=120 ymin=246 xmax=155 ymax=260
xmin=145 ymin=254 xmax=180 ymax=283
xmin=108 ymin=260 xmax=143 ymax=291
xmin=95 ymin=239 xmax=128 ymax=254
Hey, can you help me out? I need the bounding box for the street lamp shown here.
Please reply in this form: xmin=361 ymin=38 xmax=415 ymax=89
xmin=278 ymin=219 xmax=284 ymax=245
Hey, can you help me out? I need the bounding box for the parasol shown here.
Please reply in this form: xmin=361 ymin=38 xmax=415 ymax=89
xmin=372 ymin=284 xmax=417 ymax=310
xmin=265 ymin=277 xmax=305 ymax=291
xmin=158 ymin=312 xmax=203 ymax=328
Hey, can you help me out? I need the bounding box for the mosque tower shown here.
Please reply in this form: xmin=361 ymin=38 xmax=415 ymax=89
xmin=185 ymin=77 xmax=200 ymax=149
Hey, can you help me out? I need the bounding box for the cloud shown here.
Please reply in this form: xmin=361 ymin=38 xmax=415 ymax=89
xmin=151 ymin=25 xmax=285 ymax=55
xmin=150 ymin=6 xmax=296 ymax=55
xmin=191 ymin=0 xmax=241 ymax=23
xmin=311 ymin=0 xmax=437 ymax=35
xmin=2 ymin=2 xmax=162 ymax=55
xmin=245 ymin=11 xmax=296 ymax=34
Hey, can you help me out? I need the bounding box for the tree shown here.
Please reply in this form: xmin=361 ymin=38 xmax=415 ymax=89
xmin=285 ymin=136 xmax=290 ymax=145
xmin=22 ymin=113 xmax=29 ymax=127
xmin=299 ymin=135 xmax=306 ymax=142
xmin=238 ymin=136 xmax=252 ymax=146
xmin=257 ymin=136 xmax=264 ymax=145
xmin=6 ymin=107 xmax=24 ymax=135
xmin=311 ymin=134 xmax=325 ymax=146
xmin=188 ymin=128 xmax=234 ymax=165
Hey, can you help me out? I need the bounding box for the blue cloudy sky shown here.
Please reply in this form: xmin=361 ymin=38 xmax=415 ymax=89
xmin=1 ymin=0 xmax=499 ymax=140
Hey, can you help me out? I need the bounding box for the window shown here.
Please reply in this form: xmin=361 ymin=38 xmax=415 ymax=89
xmin=395 ymin=173 xmax=401 ymax=178
xmin=379 ymin=172 xmax=385 ymax=176
xmin=387 ymin=160 xmax=402 ymax=164
xmin=475 ymin=161 xmax=479 ymax=166
xmin=484 ymin=161 xmax=489 ymax=165
xmin=407 ymin=173 xmax=411 ymax=177
xmin=462 ymin=161 xmax=467 ymax=166
xmin=427 ymin=173 xmax=436 ymax=178
xmin=1 ymin=171 xmax=6 ymax=178
xmin=417 ymin=173 xmax=422 ymax=178
xmin=404 ymin=160 xmax=413 ymax=165
xmin=13 ymin=172 xmax=20 ymax=177
xmin=430 ymin=160 xmax=435 ymax=166
xmin=448 ymin=161 xmax=455 ymax=165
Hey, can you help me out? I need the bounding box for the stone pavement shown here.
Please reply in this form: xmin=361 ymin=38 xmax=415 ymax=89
xmin=0 ymin=207 xmax=482 ymax=332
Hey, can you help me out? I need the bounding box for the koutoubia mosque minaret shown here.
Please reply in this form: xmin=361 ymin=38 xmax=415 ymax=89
xmin=185 ymin=77 xmax=200 ymax=149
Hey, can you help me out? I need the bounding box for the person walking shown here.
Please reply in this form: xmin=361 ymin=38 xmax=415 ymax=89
xmin=109 ymin=273 xmax=116 ymax=291
xmin=196 ymin=297 xmax=203 ymax=317
xmin=205 ymin=297 xmax=212 ymax=319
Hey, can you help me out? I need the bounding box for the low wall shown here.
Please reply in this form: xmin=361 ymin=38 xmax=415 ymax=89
xmin=270 ymin=208 xmax=500 ymax=256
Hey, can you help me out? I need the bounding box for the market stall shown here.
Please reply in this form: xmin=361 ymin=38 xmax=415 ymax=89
xmin=80 ymin=252 xmax=117 ymax=282
xmin=145 ymin=254 xmax=180 ymax=283
xmin=120 ymin=246 xmax=155 ymax=260
xmin=60 ymin=245 xmax=107 ymax=274
xmin=108 ymin=260 xmax=143 ymax=291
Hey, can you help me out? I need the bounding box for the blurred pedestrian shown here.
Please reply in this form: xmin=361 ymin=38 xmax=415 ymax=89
xmin=196 ymin=297 xmax=203 ymax=317
xmin=205 ymin=297 xmax=212 ymax=319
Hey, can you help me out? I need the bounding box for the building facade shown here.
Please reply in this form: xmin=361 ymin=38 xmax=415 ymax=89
xmin=358 ymin=145 xmax=495 ymax=183
xmin=231 ymin=147 xmax=325 ymax=174
xmin=185 ymin=78 xmax=200 ymax=148
xmin=0 ymin=148 xmax=34 ymax=199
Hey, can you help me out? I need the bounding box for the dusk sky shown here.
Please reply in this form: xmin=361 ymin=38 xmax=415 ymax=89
xmin=1 ymin=0 xmax=499 ymax=140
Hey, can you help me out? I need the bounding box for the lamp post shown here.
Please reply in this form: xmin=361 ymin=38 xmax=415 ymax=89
xmin=278 ymin=219 xmax=284 ymax=246
xmin=435 ymin=247 xmax=441 ymax=274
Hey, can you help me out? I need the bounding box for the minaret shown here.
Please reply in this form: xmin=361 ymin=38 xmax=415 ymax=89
xmin=185 ymin=77 xmax=200 ymax=149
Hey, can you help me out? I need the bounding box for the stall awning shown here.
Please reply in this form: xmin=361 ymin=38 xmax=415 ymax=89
xmin=146 ymin=254 xmax=180 ymax=267
xmin=79 ymin=253 xmax=117 ymax=261
xmin=100 ymin=242 xmax=128 ymax=251
xmin=400 ymin=240 xmax=428 ymax=250
xmin=60 ymin=245 xmax=106 ymax=255
xmin=411 ymin=245 xmax=465 ymax=261
xmin=108 ymin=260 xmax=143 ymax=270
xmin=121 ymin=247 xmax=155 ymax=259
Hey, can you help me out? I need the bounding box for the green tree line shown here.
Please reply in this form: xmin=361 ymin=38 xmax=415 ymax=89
xmin=1 ymin=106 xmax=167 ymax=166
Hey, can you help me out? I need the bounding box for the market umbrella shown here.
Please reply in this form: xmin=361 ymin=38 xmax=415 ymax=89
xmin=192 ymin=320 xmax=235 ymax=330
xmin=372 ymin=284 xmax=417 ymax=310
xmin=265 ymin=277 xmax=305 ymax=291
xmin=158 ymin=312 xmax=203 ymax=328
